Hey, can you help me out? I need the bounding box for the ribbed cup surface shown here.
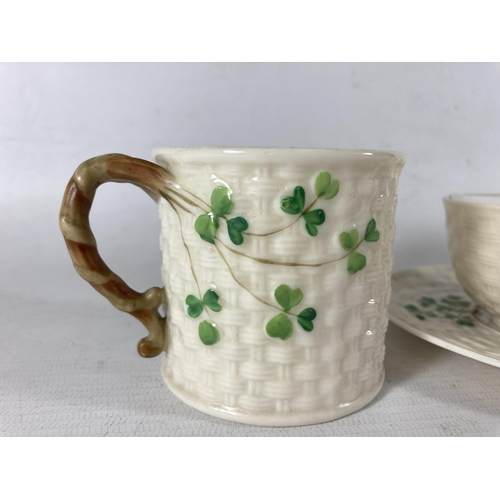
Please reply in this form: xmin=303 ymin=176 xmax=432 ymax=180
xmin=445 ymin=197 xmax=500 ymax=325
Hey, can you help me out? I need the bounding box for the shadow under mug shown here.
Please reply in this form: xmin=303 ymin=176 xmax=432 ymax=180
xmin=444 ymin=194 xmax=500 ymax=329
xmin=59 ymin=148 xmax=405 ymax=426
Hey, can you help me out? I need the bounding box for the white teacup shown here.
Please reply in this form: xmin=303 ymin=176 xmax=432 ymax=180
xmin=444 ymin=194 xmax=500 ymax=329
xmin=60 ymin=148 xmax=405 ymax=426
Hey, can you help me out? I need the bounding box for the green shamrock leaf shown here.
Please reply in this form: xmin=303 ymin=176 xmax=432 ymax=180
xmin=419 ymin=297 xmax=436 ymax=307
xmin=457 ymin=316 xmax=474 ymax=327
xmin=297 ymin=308 xmax=317 ymax=332
xmin=405 ymin=304 xmax=419 ymax=313
xmin=198 ymin=320 xmax=221 ymax=345
xmin=274 ymin=284 xmax=303 ymax=312
xmin=194 ymin=213 xmax=219 ymax=244
xmin=227 ymin=216 xmax=249 ymax=245
xmin=303 ymin=209 xmax=325 ymax=237
xmin=186 ymin=295 xmax=204 ymax=318
xmin=280 ymin=186 xmax=305 ymax=215
xmin=211 ymin=186 xmax=233 ymax=217
xmin=339 ymin=229 xmax=359 ymax=251
xmin=315 ymin=172 xmax=340 ymax=200
xmin=364 ymin=218 xmax=380 ymax=242
xmin=266 ymin=313 xmax=293 ymax=340
xmin=203 ymin=289 xmax=222 ymax=312
xmin=303 ymin=209 xmax=325 ymax=225
xmin=304 ymin=223 xmax=318 ymax=237
xmin=347 ymin=251 xmax=366 ymax=275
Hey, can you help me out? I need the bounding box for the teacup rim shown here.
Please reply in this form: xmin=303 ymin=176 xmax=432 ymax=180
xmin=444 ymin=193 xmax=500 ymax=208
xmin=152 ymin=146 xmax=406 ymax=162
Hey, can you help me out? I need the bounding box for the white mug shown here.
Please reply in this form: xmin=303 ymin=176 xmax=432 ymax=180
xmin=60 ymin=147 xmax=405 ymax=426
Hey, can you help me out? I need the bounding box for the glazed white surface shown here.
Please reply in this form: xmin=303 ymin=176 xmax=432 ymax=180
xmin=156 ymin=149 xmax=403 ymax=425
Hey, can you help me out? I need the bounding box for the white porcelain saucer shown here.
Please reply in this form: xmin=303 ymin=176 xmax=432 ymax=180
xmin=389 ymin=265 xmax=500 ymax=368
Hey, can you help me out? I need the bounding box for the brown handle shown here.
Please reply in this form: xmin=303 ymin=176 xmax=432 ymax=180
xmin=59 ymin=153 xmax=173 ymax=358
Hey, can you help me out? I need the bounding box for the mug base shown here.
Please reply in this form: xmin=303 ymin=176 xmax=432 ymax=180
xmin=161 ymin=356 xmax=384 ymax=427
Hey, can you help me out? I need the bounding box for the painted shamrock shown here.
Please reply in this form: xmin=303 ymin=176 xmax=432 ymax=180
xmin=185 ymin=289 xmax=223 ymax=345
xmin=194 ymin=186 xmax=249 ymax=245
xmin=186 ymin=290 xmax=222 ymax=318
xmin=339 ymin=218 xmax=380 ymax=275
xmin=405 ymin=294 xmax=475 ymax=327
xmin=266 ymin=284 xmax=317 ymax=340
xmin=198 ymin=321 xmax=220 ymax=345
xmin=168 ymin=170 xmax=382 ymax=346
xmin=226 ymin=217 xmax=248 ymax=245
xmin=280 ymin=172 xmax=339 ymax=237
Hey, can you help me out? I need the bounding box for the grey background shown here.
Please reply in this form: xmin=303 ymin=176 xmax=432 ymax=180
xmin=1 ymin=63 xmax=500 ymax=436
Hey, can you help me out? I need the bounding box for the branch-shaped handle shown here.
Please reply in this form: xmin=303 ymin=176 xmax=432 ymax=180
xmin=59 ymin=153 xmax=173 ymax=358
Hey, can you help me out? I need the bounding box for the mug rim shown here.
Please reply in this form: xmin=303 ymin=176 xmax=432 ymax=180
xmin=152 ymin=146 xmax=406 ymax=161
xmin=443 ymin=193 xmax=500 ymax=209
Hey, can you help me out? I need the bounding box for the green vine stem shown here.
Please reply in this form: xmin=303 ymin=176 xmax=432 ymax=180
xmin=164 ymin=192 xmax=308 ymax=320
xmin=164 ymin=188 xmax=370 ymax=268
xmin=167 ymin=193 xmax=321 ymax=342
xmin=164 ymin=186 xmax=210 ymax=212
xmin=159 ymin=172 xmax=379 ymax=344
xmin=215 ymin=236 xmax=363 ymax=267
xmin=214 ymin=242 xmax=304 ymax=319
xmin=162 ymin=193 xmax=380 ymax=345
xmin=244 ymin=198 xmax=319 ymax=237
xmin=162 ymin=191 xmax=197 ymax=217
xmin=160 ymin=171 xmax=384 ymax=346
xmin=164 ymin=184 xmax=323 ymax=240
xmin=165 ymin=170 xmax=341 ymax=242
xmin=165 ymin=197 xmax=212 ymax=321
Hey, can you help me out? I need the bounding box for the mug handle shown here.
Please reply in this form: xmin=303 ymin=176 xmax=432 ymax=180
xmin=59 ymin=153 xmax=172 ymax=358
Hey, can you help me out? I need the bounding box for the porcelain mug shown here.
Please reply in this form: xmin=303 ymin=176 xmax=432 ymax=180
xmin=444 ymin=194 xmax=500 ymax=329
xmin=59 ymin=148 xmax=405 ymax=426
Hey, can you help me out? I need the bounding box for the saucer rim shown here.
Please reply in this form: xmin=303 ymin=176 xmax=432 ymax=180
xmin=389 ymin=265 xmax=500 ymax=368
